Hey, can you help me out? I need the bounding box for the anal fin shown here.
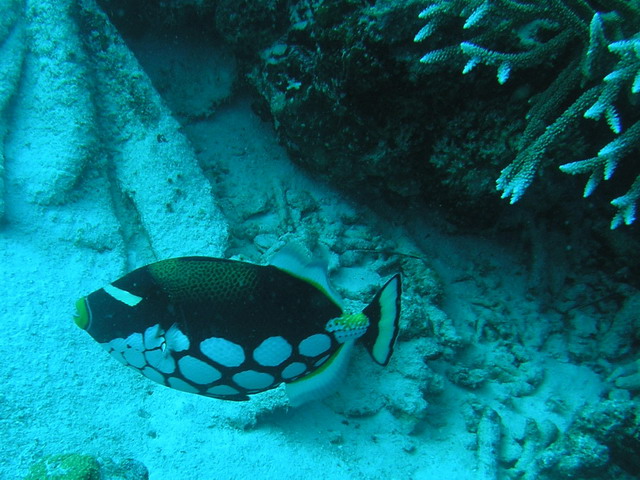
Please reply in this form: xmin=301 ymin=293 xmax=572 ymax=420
xmin=285 ymin=341 xmax=354 ymax=407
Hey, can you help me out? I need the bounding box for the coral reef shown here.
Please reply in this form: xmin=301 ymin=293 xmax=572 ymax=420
xmin=458 ymin=394 xmax=639 ymax=480
xmin=24 ymin=454 xmax=100 ymax=480
xmin=23 ymin=454 xmax=149 ymax=480
xmin=248 ymin=0 xmax=435 ymax=200
xmin=2 ymin=1 xmax=638 ymax=478
xmin=97 ymin=0 xmax=640 ymax=234
xmin=599 ymin=290 xmax=640 ymax=360
xmin=414 ymin=0 xmax=640 ymax=227
xmin=216 ymin=0 xmax=289 ymax=58
xmin=609 ymin=360 xmax=640 ymax=392
xmin=536 ymin=400 xmax=640 ymax=479
xmin=99 ymin=458 xmax=149 ymax=480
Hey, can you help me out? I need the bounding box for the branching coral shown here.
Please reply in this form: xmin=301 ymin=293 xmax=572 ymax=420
xmin=560 ymin=32 xmax=640 ymax=227
xmin=414 ymin=0 xmax=640 ymax=228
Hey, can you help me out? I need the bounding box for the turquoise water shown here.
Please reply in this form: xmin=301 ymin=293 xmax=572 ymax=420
xmin=1 ymin=1 xmax=638 ymax=479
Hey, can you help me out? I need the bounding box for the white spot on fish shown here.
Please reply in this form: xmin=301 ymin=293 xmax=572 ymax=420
xmin=122 ymin=347 xmax=145 ymax=368
xmin=144 ymin=324 xmax=164 ymax=350
xmin=106 ymin=337 xmax=126 ymax=352
xmin=168 ymin=377 xmax=199 ymax=393
xmin=253 ymin=336 xmax=292 ymax=367
xmin=124 ymin=332 xmax=144 ymax=350
xmin=145 ymin=349 xmax=175 ymax=374
xmin=178 ymin=356 xmax=222 ymax=385
xmin=281 ymin=362 xmax=307 ymax=380
xmin=200 ymin=337 xmax=245 ymax=367
xmin=141 ymin=366 xmax=165 ymax=384
xmin=103 ymin=284 xmax=143 ymax=306
xmin=108 ymin=349 xmax=128 ymax=366
xmin=165 ymin=324 xmax=190 ymax=352
xmin=104 ymin=337 xmax=131 ymax=365
xmin=298 ymin=333 xmax=331 ymax=357
xmin=232 ymin=370 xmax=275 ymax=390
xmin=206 ymin=384 xmax=240 ymax=396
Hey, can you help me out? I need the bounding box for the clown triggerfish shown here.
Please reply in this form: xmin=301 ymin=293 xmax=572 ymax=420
xmin=73 ymin=248 xmax=401 ymax=406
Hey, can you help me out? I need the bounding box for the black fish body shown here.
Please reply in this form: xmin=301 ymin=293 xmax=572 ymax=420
xmin=74 ymin=253 xmax=401 ymax=406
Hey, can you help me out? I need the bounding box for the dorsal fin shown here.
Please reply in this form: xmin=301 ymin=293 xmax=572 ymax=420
xmin=269 ymin=244 xmax=343 ymax=308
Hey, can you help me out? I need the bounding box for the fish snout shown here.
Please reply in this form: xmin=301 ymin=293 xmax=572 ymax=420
xmin=73 ymin=297 xmax=90 ymax=330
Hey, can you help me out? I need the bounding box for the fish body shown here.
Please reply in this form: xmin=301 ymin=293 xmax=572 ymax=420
xmin=74 ymin=252 xmax=401 ymax=405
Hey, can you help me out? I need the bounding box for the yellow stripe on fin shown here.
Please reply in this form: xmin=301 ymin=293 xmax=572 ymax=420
xmin=285 ymin=340 xmax=354 ymax=407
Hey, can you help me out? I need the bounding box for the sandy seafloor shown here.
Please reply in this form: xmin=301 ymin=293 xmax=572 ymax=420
xmin=1 ymin=2 xmax=639 ymax=480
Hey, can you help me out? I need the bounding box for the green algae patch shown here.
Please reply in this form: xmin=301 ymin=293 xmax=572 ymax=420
xmin=24 ymin=453 xmax=100 ymax=480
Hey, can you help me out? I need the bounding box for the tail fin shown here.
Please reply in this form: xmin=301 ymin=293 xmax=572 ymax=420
xmin=361 ymin=274 xmax=401 ymax=366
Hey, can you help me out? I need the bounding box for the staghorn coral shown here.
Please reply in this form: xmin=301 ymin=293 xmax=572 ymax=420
xmin=560 ymin=31 xmax=640 ymax=228
xmin=414 ymin=0 xmax=640 ymax=228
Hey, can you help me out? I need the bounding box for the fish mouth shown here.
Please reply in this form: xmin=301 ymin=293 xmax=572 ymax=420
xmin=73 ymin=297 xmax=90 ymax=330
